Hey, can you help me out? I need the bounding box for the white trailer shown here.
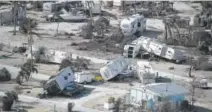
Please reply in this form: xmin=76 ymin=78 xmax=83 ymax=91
xmin=123 ymin=37 xmax=186 ymax=63
xmin=75 ymin=72 xmax=95 ymax=84
xmin=120 ymin=14 xmax=146 ymax=36
xmin=123 ymin=36 xmax=150 ymax=58
xmin=100 ymin=56 xmax=129 ymax=81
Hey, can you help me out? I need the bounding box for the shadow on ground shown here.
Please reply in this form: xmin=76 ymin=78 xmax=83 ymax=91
xmin=194 ymin=105 xmax=212 ymax=112
xmin=142 ymin=30 xmax=163 ymax=38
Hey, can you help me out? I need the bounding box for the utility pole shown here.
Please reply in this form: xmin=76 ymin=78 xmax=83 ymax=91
xmin=87 ymin=1 xmax=93 ymax=40
xmin=134 ymin=0 xmax=137 ymax=14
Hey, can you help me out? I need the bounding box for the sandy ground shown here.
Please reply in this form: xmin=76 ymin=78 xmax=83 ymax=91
xmin=0 ymin=1 xmax=211 ymax=112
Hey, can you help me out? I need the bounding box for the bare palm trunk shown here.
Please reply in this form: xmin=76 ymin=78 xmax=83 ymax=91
xmin=28 ymin=20 xmax=33 ymax=76
xmin=134 ymin=0 xmax=137 ymax=14
xmin=55 ymin=21 xmax=60 ymax=37
xmin=13 ymin=2 xmax=17 ymax=35
xmin=189 ymin=65 xmax=192 ymax=77
xmin=87 ymin=1 xmax=93 ymax=40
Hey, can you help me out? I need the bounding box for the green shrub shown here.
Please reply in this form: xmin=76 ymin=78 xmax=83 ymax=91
xmin=0 ymin=68 xmax=11 ymax=81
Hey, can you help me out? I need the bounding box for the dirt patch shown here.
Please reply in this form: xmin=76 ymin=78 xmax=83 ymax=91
xmin=82 ymin=94 xmax=123 ymax=111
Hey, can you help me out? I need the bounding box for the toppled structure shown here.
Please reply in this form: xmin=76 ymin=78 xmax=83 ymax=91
xmin=43 ymin=67 xmax=84 ymax=96
xmin=123 ymin=36 xmax=186 ymax=63
xmin=120 ymin=14 xmax=146 ymax=36
xmin=100 ymin=56 xmax=129 ymax=81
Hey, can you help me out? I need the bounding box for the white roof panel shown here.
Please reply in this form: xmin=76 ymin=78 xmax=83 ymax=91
xmin=145 ymin=83 xmax=189 ymax=97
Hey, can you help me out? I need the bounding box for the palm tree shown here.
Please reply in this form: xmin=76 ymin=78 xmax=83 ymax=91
xmin=12 ymin=1 xmax=17 ymax=35
xmin=16 ymin=59 xmax=38 ymax=85
xmin=19 ymin=17 xmax=39 ymax=83
xmin=86 ymin=1 xmax=94 ymax=40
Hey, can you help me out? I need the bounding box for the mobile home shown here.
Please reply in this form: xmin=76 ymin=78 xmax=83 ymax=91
xmin=128 ymin=83 xmax=189 ymax=110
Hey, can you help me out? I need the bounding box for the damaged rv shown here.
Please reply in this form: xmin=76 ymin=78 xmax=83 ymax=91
xmin=120 ymin=14 xmax=146 ymax=36
xmin=100 ymin=56 xmax=129 ymax=81
xmin=43 ymin=67 xmax=84 ymax=96
xmin=123 ymin=36 xmax=186 ymax=63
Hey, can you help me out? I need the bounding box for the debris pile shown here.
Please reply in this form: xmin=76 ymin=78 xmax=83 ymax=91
xmin=19 ymin=18 xmax=38 ymax=34
xmin=193 ymin=56 xmax=212 ymax=71
xmin=128 ymin=1 xmax=177 ymax=18
xmin=193 ymin=2 xmax=212 ymax=29
xmin=59 ymin=57 xmax=90 ymax=72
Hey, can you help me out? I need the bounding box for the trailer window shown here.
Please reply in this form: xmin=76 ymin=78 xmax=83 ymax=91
xmin=64 ymin=76 xmax=68 ymax=80
xmin=138 ymin=22 xmax=141 ymax=27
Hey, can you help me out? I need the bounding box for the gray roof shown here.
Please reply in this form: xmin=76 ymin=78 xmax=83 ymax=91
xmin=145 ymin=83 xmax=189 ymax=97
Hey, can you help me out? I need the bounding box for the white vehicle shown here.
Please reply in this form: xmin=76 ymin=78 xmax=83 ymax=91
xmin=123 ymin=36 xmax=150 ymax=58
xmin=75 ymin=72 xmax=95 ymax=84
xmin=120 ymin=14 xmax=146 ymax=36
xmin=100 ymin=56 xmax=129 ymax=81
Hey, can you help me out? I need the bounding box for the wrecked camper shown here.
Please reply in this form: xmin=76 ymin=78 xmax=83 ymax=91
xmin=120 ymin=14 xmax=146 ymax=36
xmin=43 ymin=67 xmax=84 ymax=96
xmin=123 ymin=36 xmax=186 ymax=63
xmin=100 ymin=56 xmax=129 ymax=81
xmin=43 ymin=67 xmax=75 ymax=95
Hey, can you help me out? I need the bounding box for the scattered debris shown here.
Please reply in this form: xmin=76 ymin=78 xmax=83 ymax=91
xmin=59 ymin=57 xmax=90 ymax=72
xmin=169 ymin=67 xmax=174 ymax=70
xmin=193 ymin=56 xmax=212 ymax=71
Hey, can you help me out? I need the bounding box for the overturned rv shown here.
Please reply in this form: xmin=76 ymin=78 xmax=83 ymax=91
xmin=123 ymin=36 xmax=186 ymax=63
xmin=100 ymin=56 xmax=129 ymax=81
xmin=44 ymin=67 xmax=75 ymax=94
xmin=120 ymin=14 xmax=146 ymax=36
xmin=44 ymin=67 xmax=84 ymax=96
